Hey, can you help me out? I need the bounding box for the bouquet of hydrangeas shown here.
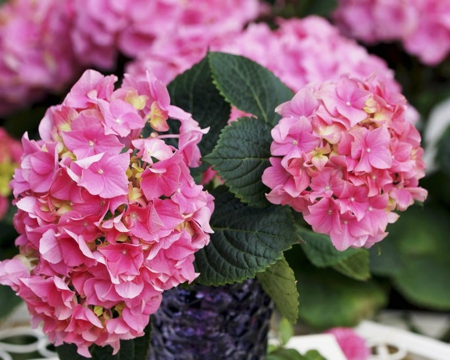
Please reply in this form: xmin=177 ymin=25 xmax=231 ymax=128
xmin=0 ymin=51 xmax=427 ymax=358
xmin=0 ymin=0 xmax=441 ymax=359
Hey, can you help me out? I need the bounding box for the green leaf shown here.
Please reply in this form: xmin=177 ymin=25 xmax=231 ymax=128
xmin=0 ymin=285 xmax=22 ymax=319
xmin=278 ymin=317 xmax=295 ymax=346
xmin=286 ymin=247 xmax=386 ymax=329
xmin=332 ymin=249 xmax=370 ymax=281
xmin=436 ymin=124 xmax=450 ymax=178
xmin=257 ymin=258 xmax=299 ymax=324
xmin=381 ymin=204 xmax=450 ymax=310
xmin=298 ymin=227 xmax=359 ymax=267
xmin=134 ymin=321 xmax=152 ymax=360
xmin=369 ymin=240 xmax=403 ymax=277
xmin=194 ymin=186 xmax=299 ymax=285
xmin=393 ymin=256 xmax=450 ymax=310
xmin=204 ymin=117 xmax=273 ymax=207
xmin=267 ymin=348 xmax=305 ymax=360
xmin=167 ymin=55 xmax=231 ymax=175
xmin=208 ymin=52 xmax=293 ymax=125
xmin=304 ymin=350 xmax=328 ymax=360
xmin=56 ymin=343 xmax=89 ymax=360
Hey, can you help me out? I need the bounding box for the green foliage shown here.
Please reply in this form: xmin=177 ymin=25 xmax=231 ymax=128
xmin=56 ymin=322 xmax=151 ymax=360
xmin=257 ymin=258 xmax=299 ymax=324
xmin=298 ymin=227 xmax=359 ymax=267
xmin=332 ymin=250 xmax=370 ymax=281
xmin=278 ymin=317 xmax=295 ymax=346
xmin=194 ymin=186 xmax=299 ymax=286
xmin=370 ymin=204 xmax=450 ymax=310
xmin=286 ymin=247 xmax=386 ymax=329
xmin=436 ymin=125 xmax=450 ymax=178
xmin=0 ymin=285 xmax=22 ymax=319
xmin=298 ymin=227 xmax=370 ymax=281
xmin=267 ymin=348 xmax=306 ymax=360
xmin=271 ymin=0 xmax=338 ymax=18
xmin=267 ymin=348 xmax=327 ymax=360
xmin=167 ymin=56 xmax=231 ymax=176
xmin=204 ymin=117 xmax=273 ymax=207
xmin=208 ymin=52 xmax=293 ymax=125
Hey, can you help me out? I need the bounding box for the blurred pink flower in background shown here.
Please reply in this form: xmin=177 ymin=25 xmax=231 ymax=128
xmin=128 ymin=16 xmax=400 ymax=93
xmin=70 ymin=0 xmax=262 ymax=71
xmin=326 ymin=327 xmax=370 ymax=360
xmin=0 ymin=0 xmax=79 ymax=116
xmin=333 ymin=0 xmax=450 ymax=65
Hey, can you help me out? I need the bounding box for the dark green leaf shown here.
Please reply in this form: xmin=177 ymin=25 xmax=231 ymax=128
xmin=393 ymin=256 xmax=450 ymax=310
xmin=0 ymin=285 xmax=22 ymax=319
xmin=56 ymin=343 xmax=90 ymax=360
xmin=204 ymin=117 xmax=273 ymax=207
xmin=332 ymin=249 xmax=370 ymax=281
xmin=257 ymin=258 xmax=299 ymax=324
xmin=435 ymin=124 xmax=450 ymax=178
xmin=298 ymin=227 xmax=359 ymax=267
xmin=304 ymin=350 xmax=328 ymax=360
xmin=133 ymin=321 xmax=152 ymax=360
xmin=167 ymin=55 xmax=231 ymax=176
xmin=372 ymin=205 xmax=450 ymax=310
xmin=369 ymin=240 xmax=403 ymax=277
xmin=208 ymin=52 xmax=293 ymax=125
xmin=286 ymin=247 xmax=386 ymax=329
xmin=267 ymin=348 xmax=306 ymax=360
xmin=194 ymin=186 xmax=299 ymax=285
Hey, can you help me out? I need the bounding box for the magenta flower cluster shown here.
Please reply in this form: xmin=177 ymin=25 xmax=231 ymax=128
xmin=333 ymin=0 xmax=450 ymax=65
xmin=0 ymin=0 xmax=261 ymax=117
xmin=262 ymin=75 xmax=427 ymax=251
xmin=0 ymin=0 xmax=78 ymax=116
xmin=0 ymin=70 xmax=213 ymax=357
xmin=128 ymin=16 xmax=400 ymax=93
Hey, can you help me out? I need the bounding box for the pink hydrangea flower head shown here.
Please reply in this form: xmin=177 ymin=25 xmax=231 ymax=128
xmin=127 ymin=16 xmax=400 ymax=94
xmin=72 ymin=0 xmax=262 ymax=72
xmin=333 ymin=0 xmax=450 ymax=65
xmin=326 ymin=327 xmax=370 ymax=360
xmin=1 ymin=69 xmax=213 ymax=356
xmin=262 ymin=74 xmax=427 ymax=251
xmin=0 ymin=0 xmax=79 ymax=116
xmin=0 ymin=127 xmax=23 ymax=219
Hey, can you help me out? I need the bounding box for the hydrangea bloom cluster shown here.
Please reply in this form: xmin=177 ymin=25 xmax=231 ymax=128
xmin=0 ymin=0 xmax=261 ymax=117
xmin=333 ymin=0 xmax=450 ymax=65
xmin=70 ymin=0 xmax=261 ymax=71
xmin=0 ymin=69 xmax=213 ymax=357
xmin=128 ymin=16 xmax=400 ymax=93
xmin=0 ymin=128 xmax=23 ymax=220
xmin=262 ymin=75 xmax=427 ymax=251
xmin=0 ymin=0 xmax=78 ymax=116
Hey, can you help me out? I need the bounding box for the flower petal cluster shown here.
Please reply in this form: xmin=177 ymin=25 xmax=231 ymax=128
xmin=0 ymin=69 xmax=213 ymax=357
xmin=0 ymin=0 xmax=262 ymax=117
xmin=70 ymin=0 xmax=261 ymax=71
xmin=0 ymin=127 xmax=23 ymax=219
xmin=0 ymin=0 xmax=78 ymax=116
xmin=333 ymin=0 xmax=450 ymax=65
xmin=128 ymin=16 xmax=400 ymax=93
xmin=262 ymin=75 xmax=427 ymax=251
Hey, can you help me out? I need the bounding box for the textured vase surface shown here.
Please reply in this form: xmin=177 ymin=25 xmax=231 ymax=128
xmin=148 ymin=278 xmax=273 ymax=360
